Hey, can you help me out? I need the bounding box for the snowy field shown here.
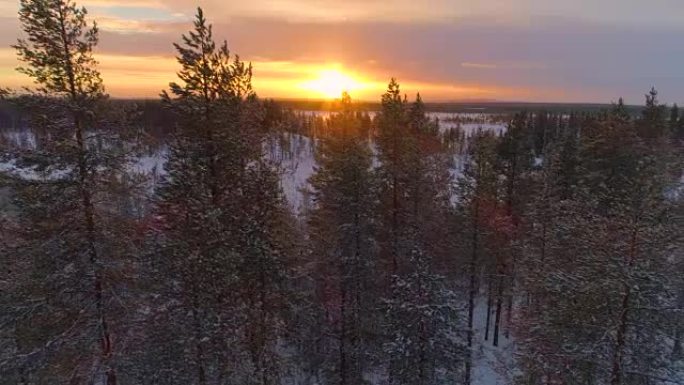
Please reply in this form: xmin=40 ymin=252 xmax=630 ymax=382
xmin=0 ymin=113 xmax=507 ymax=214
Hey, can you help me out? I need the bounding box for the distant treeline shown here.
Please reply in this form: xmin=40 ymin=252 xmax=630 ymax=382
xmin=0 ymin=97 xmax=647 ymax=132
xmin=275 ymin=98 xmax=646 ymax=115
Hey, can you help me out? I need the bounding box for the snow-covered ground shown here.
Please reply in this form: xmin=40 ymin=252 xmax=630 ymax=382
xmin=471 ymin=295 xmax=516 ymax=385
xmin=2 ymin=129 xmax=37 ymax=149
xmin=0 ymin=157 xmax=71 ymax=181
xmin=0 ymin=121 xmax=519 ymax=384
xmin=0 ymin=144 xmax=167 ymax=183
xmin=442 ymin=122 xmax=506 ymax=136
xmin=0 ymin=113 xmax=506 ymax=213
xmin=271 ymin=134 xmax=317 ymax=214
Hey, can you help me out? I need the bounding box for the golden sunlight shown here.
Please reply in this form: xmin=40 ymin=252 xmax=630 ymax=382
xmin=299 ymin=68 xmax=368 ymax=99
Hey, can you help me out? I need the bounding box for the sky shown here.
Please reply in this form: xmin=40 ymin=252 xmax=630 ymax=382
xmin=1 ymin=0 xmax=684 ymax=103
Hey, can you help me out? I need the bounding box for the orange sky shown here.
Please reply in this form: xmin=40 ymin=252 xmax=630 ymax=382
xmin=0 ymin=48 xmax=535 ymax=101
xmin=2 ymin=0 xmax=684 ymax=103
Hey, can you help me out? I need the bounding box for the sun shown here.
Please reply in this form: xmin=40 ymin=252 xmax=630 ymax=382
xmin=300 ymin=68 xmax=365 ymax=99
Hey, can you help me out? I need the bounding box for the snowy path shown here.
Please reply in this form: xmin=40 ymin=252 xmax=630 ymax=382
xmin=471 ymin=295 xmax=516 ymax=385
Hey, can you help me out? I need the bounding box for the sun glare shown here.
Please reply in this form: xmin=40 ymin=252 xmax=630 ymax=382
xmin=300 ymin=68 xmax=366 ymax=99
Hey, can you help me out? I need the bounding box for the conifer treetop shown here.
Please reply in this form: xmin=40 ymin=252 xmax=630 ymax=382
xmin=164 ymin=7 xmax=253 ymax=104
xmin=14 ymin=0 xmax=104 ymax=99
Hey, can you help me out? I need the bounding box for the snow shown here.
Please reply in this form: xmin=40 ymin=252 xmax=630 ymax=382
xmin=0 ymin=156 xmax=70 ymax=181
xmin=0 ymin=113 xmax=507 ymax=213
xmin=470 ymin=294 xmax=516 ymax=385
xmin=429 ymin=112 xmax=507 ymax=136
xmin=2 ymin=129 xmax=37 ymax=149
xmin=129 ymin=150 xmax=167 ymax=176
xmin=666 ymin=171 xmax=684 ymax=199
xmin=439 ymin=122 xmax=506 ymax=136
xmin=268 ymin=133 xmax=317 ymax=215
xmin=0 ymin=118 xmax=538 ymax=385
xmin=0 ymin=147 xmax=167 ymax=184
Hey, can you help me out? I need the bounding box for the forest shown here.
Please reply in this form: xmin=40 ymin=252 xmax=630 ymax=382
xmin=0 ymin=1 xmax=683 ymax=385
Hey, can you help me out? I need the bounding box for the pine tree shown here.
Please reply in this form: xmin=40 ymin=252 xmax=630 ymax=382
xmin=493 ymin=112 xmax=534 ymax=345
xmin=638 ymin=87 xmax=667 ymax=140
xmin=612 ymin=97 xmax=632 ymax=123
xmin=2 ymin=1 xmax=140 ymax=383
xmin=669 ymin=104 xmax=679 ymax=135
xmin=514 ymin=104 xmax=682 ymax=385
xmin=151 ymin=10 xmax=244 ymax=382
xmin=555 ymin=124 xmax=581 ymax=200
xmin=384 ymin=244 xmax=463 ymax=385
xmin=375 ymin=78 xmax=409 ymax=278
xmin=149 ymin=8 xmax=293 ymax=384
xmin=307 ymin=92 xmax=378 ymax=385
xmin=375 ymin=82 xmax=462 ymax=385
xmin=457 ymin=129 xmax=500 ymax=385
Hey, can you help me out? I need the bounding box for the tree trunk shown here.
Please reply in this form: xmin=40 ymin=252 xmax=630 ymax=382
xmin=58 ymin=5 xmax=116 ymax=382
xmin=340 ymin=274 xmax=348 ymax=385
xmin=493 ymin=269 xmax=504 ymax=347
xmin=391 ymin=136 xmax=399 ymax=276
xmin=418 ymin=318 xmax=427 ymax=385
xmin=609 ymin=287 xmax=630 ymax=385
xmin=350 ymin=204 xmax=363 ymax=384
xmin=673 ymin=291 xmax=684 ymax=358
xmin=465 ymin=196 xmax=480 ymax=385
xmin=485 ymin=276 xmax=493 ymax=341
xmin=673 ymin=323 xmax=682 ymax=358
xmin=388 ymin=129 xmax=400 ymax=385
xmin=191 ymin=295 xmax=207 ymax=385
xmin=259 ymin=268 xmax=270 ymax=385
xmin=505 ymin=255 xmax=515 ymax=339
xmin=502 ymin=150 xmax=518 ymax=342
xmin=610 ymin=223 xmax=639 ymax=385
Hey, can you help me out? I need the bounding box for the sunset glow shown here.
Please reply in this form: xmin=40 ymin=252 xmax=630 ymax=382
xmin=299 ymin=68 xmax=368 ymax=99
xmin=1 ymin=0 xmax=683 ymax=102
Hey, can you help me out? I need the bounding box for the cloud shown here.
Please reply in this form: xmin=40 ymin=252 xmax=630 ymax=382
xmin=461 ymin=62 xmax=498 ymax=70
xmin=2 ymin=0 xmax=684 ymax=103
xmin=71 ymin=0 xmax=684 ymax=27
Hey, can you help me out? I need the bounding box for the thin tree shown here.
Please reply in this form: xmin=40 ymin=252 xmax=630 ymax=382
xmin=307 ymin=92 xmax=377 ymax=385
xmin=7 ymin=1 xmax=131 ymax=383
xmin=457 ymin=129 xmax=499 ymax=385
xmin=152 ymin=8 xmax=293 ymax=384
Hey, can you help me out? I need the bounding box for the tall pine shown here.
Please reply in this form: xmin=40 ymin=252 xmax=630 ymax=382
xmin=4 ymin=1 xmax=136 ymax=383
